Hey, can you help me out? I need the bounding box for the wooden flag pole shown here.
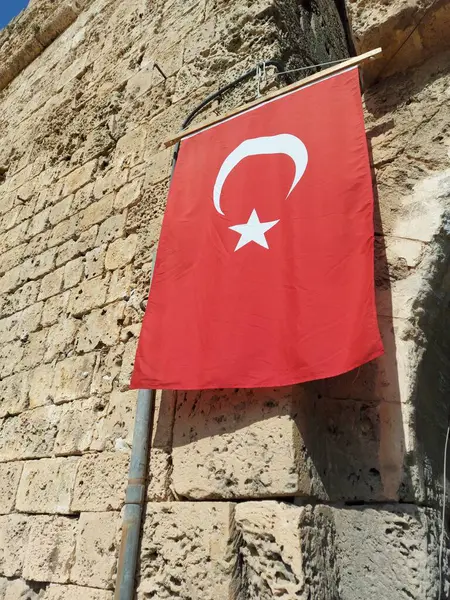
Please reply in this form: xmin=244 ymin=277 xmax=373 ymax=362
xmin=164 ymin=47 xmax=382 ymax=149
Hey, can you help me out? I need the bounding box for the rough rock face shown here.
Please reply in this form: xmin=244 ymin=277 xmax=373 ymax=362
xmin=0 ymin=0 xmax=449 ymax=597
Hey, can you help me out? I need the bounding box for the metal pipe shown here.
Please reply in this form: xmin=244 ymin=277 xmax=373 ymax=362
xmin=114 ymin=57 xmax=285 ymax=600
xmin=114 ymin=388 xmax=155 ymax=600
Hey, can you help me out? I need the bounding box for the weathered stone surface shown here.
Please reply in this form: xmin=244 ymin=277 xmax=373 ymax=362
xmin=71 ymin=511 xmax=120 ymax=589
xmin=0 ymin=406 xmax=60 ymax=462
xmin=0 ymin=515 xmax=29 ymax=577
xmin=42 ymin=585 xmax=113 ymax=600
xmin=235 ymin=502 xmax=338 ymax=599
xmin=91 ymin=389 xmax=135 ymax=452
xmin=71 ymin=452 xmax=129 ymax=511
xmin=137 ymin=502 xmax=235 ymax=599
xmin=75 ymin=302 xmax=124 ymax=353
xmin=0 ymin=372 xmax=29 ymax=417
xmin=0 ymin=577 xmax=39 ymax=600
xmin=28 ymin=363 xmax=55 ymax=407
xmin=52 ymin=354 xmax=96 ymax=404
xmin=330 ymin=504 xmax=448 ymax=600
xmin=105 ymin=235 xmax=138 ymax=270
xmin=67 ymin=275 xmax=109 ymax=317
xmin=0 ymin=462 xmax=22 ymax=513
xmin=62 ymin=160 xmax=97 ymax=197
xmin=16 ymin=457 xmax=79 ymax=514
xmin=54 ymin=399 xmax=99 ymax=456
xmin=172 ymin=387 xmax=308 ymax=499
xmin=23 ymin=516 xmax=77 ymax=583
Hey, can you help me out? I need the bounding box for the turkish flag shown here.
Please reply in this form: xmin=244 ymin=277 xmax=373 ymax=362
xmin=131 ymin=67 xmax=383 ymax=390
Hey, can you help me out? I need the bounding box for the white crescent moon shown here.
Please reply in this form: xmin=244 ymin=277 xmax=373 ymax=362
xmin=213 ymin=133 xmax=308 ymax=216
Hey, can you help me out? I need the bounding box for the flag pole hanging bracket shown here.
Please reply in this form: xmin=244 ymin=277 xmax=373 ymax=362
xmin=165 ymin=47 xmax=382 ymax=150
xmin=171 ymin=59 xmax=287 ymax=175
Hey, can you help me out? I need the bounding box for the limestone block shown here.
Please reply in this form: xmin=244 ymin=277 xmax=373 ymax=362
xmin=90 ymin=345 xmax=125 ymax=395
xmin=0 ymin=405 xmax=59 ymax=461
xmin=62 ymin=160 xmax=97 ymax=197
xmin=79 ymin=194 xmax=114 ymax=232
xmin=3 ymin=281 xmax=41 ymax=318
xmin=126 ymin=64 xmax=155 ymax=99
xmin=384 ymin=235 xmax=424 ymax=269
xmin=49 ymin=195 xmax=73 ymax=226
xmin=143 ymin=148 xmax=171 ymax=186
xmin=42 ymin=291 xmax=70 ymax=327
xmin=1 ymin=242 xmax=26 ymax=272
xmin=52 ymin=354 xmax=96 ymax=404
xmin=91 ymin=388 xmax=136 ymax=452
xmin=151 ymin=39 xmax=184 ymax=79
xmin=172 ymin=387 xmax=304 ymax=499
xmin=71 ymin=452 xmax=129 ymax=512
xmin=331 ymin=504 xmax=446 ymax=600
xmin=0 ymin=578 xmax=39 ymax=600
xmin=107 ymin=265 xmax=133 ymax=303
xmin=24 ymin=231 xmax=51 ymax=262
xmin=48 ymin=215 xmax=79 ymax=249
xmin=29 ymin=207 xmax=50 ymax=237
xmin=114 ymin=177 xmax=143 ymax=211
xmin=183 ymin=17 xmax=216 ymax=63
xmin=23 ymin=247 xmax=57 ymax=281
xmin=0 ymin=263 xmax=24 ymax=295
xmin=84 ymin=245 xmax=106 ymax=280
xmin=115 ymin=126 xmax=147 ymax=167
xmin=70 ymin=511 xmax=120 ymax=589
xmin=42 ymin=584 xmax=113 ymax=600
xmin=54 ymin=399 xmax=99 ymax=456
xmin=67 ymin=275 xmax=109 ymax=317
xmin=0 ymin=372 xmax=29 ymax=417
xmin=29 ymin=363 xmax=55 ymax=407
xmin=63 ymin=257 xmax=84 ymax=289
xmin=118 ymin=338 xmax=137 ymax=390
xmin=105 ymin=235 xmax=138 ymax=270
xmin=0 ymin=341 xmax=24 ymax=378
xmin=0 ymin=514 xmax=29 ymax=577
xmin=23 ymin=516 xmax=77 ymax=583
xmin=235 ymin=502 xmax=338 ymax=599
xmin=44 ymin=317 xmax=79 ymax=362
xmin=348 ymin=0 xmax=450 ymax=84
xmin=93 ymin=168 xmax=128 ymax=200
xmin=0 ymin=463 xmax=23 ymax=514
xmin=0 ymin=315 xmax=17 ymax=346
xmin=15 ymin=301 xmax=43 ymax=339
xmin=96 ymin=213 xmax=126 ymax=246
xmin=137 ymin=502 xmax=235 ymax=600
xmin=6 ymin=165 xmax=33 ymax=194
xmin=56 ymin=225 xmax=98 ymax=267
xmin=0 ymin=192 xmax=14 ymax=216
xmin=21 ymin=328 xmax=48 ymax=370
xmin=72 ymin=182 xmax=95 ymax=213
xmin=16 ymin=458 xmax=79 ymax=514
xmin=75 ymin=302 xmax=124 ymax=353
xmin=38 ymin=266 xmax=64 ymax=301
xmin=0 ymin=219 xmax=28 ymax=254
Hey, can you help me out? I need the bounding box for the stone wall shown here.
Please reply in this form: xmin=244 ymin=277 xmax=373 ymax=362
xmin=0 ymin=0 xmax=448 ymax=598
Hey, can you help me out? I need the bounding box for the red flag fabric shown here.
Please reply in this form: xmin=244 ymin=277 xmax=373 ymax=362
xmin=131 ymin=67 xmax=383 ymax=390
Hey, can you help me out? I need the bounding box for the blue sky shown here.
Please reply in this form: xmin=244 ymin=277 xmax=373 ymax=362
xmin=0 ymin=0 xmax=29 ymax=30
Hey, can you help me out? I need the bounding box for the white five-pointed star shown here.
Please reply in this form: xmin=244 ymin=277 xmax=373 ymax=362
xmin=229 ymin=209 xmax=279 ymax=251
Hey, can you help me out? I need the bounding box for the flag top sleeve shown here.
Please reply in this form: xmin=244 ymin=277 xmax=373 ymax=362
xmin=131 ymin=67 xmax=384 ymax=390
